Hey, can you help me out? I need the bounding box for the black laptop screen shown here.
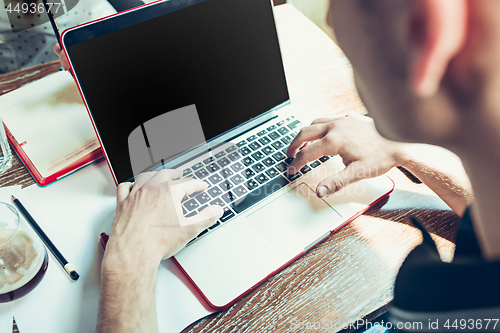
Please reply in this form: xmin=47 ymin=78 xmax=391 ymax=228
xmin=64 ymin=0 xmax=289 ymax=183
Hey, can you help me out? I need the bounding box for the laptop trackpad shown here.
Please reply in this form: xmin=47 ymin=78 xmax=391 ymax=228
xmin=246 ymin=183 xmax=342 ymax=257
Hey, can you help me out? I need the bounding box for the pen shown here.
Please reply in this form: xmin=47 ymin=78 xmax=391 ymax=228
xmin=41 ymin=0 xmax=61 ymax=45
xmin=41 ymin=0 xmax=74 ymax=77
xmin=11 ymin=195 xmax=80 ymax=281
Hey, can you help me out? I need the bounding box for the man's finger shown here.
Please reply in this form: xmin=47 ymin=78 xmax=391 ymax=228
xmin=316 ymin=162 xmax=366 ymax=198
xmin=54 ymin=43 xmax=61 ymax=54
xmin=130 ymin=172 xmax=158 ymax=195
xmin=170 ymin=178 xmax=209 ymax=200
xmin=288 ymin=140 xmax=338 ymax=174
xmin=133 ymin=169 xmax=183 ymax=193
xmin=116 ymin=182 xmax=133 ymax=203
xmin=184 ymin=205 xmax=224 ymax=229
xmin=286 ymin=124 xmax=328 ymax=158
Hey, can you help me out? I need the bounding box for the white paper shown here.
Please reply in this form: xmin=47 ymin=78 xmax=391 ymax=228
xmin=6 ymin=161 xmax=215 ymax=333
xmin=0 ymin=304 xmax=12 ymax=333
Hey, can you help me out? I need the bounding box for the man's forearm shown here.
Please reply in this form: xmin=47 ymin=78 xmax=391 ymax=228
xmin=397 ymin=144 xmax=473 ymax=216
xmin=97 ymin=257 xmax=159 ymax=333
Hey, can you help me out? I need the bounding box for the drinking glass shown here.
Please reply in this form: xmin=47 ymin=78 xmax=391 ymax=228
xmin=0 ymin=117 xmax=13 ymax=175
xmin=0 ymin=202 xmax=48 ymax=302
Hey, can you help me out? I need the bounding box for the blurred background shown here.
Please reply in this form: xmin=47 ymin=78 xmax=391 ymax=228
xmin=276 ymin=0 xmax=335 ymax=41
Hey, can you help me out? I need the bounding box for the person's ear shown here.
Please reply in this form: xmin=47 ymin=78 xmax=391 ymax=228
xmin=408 ymin=0 xmax=467 ymax=97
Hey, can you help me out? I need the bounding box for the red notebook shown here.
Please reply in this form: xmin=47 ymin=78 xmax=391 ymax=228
xmin=0 ymin=71 xmax=103 ymax=186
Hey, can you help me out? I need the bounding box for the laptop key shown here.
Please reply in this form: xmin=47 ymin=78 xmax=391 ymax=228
xmin=208 ymin=174 xmax=223 ymax=185
xmin=271 ymin=141 xmax=284 ymax=150
xmin=186 ymin=211 xmax=197 ymax=218
xmin=310 ymin=160 xmax=321 ymax=168
xmin=210 ymin=198 xmax=225 ymax=208
xmin=275 ymin=162 xmax=288 ymax=172
xmin=251 ymin=151 xmax=265 ymax=161
xmin=192 ymin=162 xmax=204 ymax=171
xmin=220 ymin=168 xmax=234 ymax=178
xmin=245 ymin=179 xmax=259 ymax=191
xmin=208 ymin=187 xmax=223 ymax=198
xmin=287 ymin=120 xmax=302 ymax=129
xmin=221 ymin=192 xmax=236 ymax=204
xmin=242 ymin=157 xmax=254 ymax=166
xmin=219 ymin=180 xmax=233 ymax=191
xmin=278 ymin=127 xmax=289 ymax=135
xmin=206 ymin=163 xmax=220 ymax=173
xmin=284 ymin=157 xmax=294 ymax=165
xmin=247 ymin=135 xmax=257 ymax=142
xmin=198 ymin=229 xmax=209 ymax=237
xmin=230 ymin=162 xmax=245 ymax=172
xmin=209 ymin=221 xmax=220 ymax=230
xmin=233 ymin=176 xmax=289 ymax=214
xmin=266 ymin=125 xmax=276 ymax=131
xmin=230 ymin=174 xmax=245 ymax=185
xmin=289 ymin=131 xmax=298 ymax=138
xmin=228 ymin=152 xmax=241 ymax=161
xmin=265 ymin=167 xmax=279 ymax=178
xmin=272 ymin=152 xmax=286 ymax=162
xmin=300 ymin=165 xmax=312 ymax=174
xmin=220 ymin=207 xmax=236 ymax=222
xmin=249 ymin=142 xmax=261 ymax=151
xmin=226 ymin=145 xmax=237 ymax=153
xmin=182 ymin=168 xmax=192 ymax=177
xmin=196 ymin=192 xmax=212 ymax=205
xmin=277 ymin=120 xmax=285 ymax=126
xmin=258 ymin=136 xmax=271 ymax=145
xmin=252 ymin=163 xmax=265 ymax=173
xmin=233 ymin=185 xmax=248 ymax=197
xmin=285 ymin=172 xmax=302 ymax=182
xmin=281 ymin=135 xmax=292 ymax=145
xmin=319 ymin=156 xmax=330 ymax=163
xmin=186 ymin=238 xmax=197 ymax=246
xmin=184 ymin=199 xmax=199 ymax=211
xmin=257 ymin=130 xmax=267 ymax=137
xmin=256 ymin=173 xmax=269 ymax=184
xmin=218 ymin=157 xmax=231 ymax=167
xmin=244 ymin=168 xmax=256 ymax=178
xmin=240 ymin=146 xmax=252 ymax=156
xmin=237 ymin=140 xmax=247 ymax=147
xmin=262 ymin=157 xmax=275 ymax=167
xmin=195 ymin=168 xmax=209 ymax=179
xmin=215 ymin=151 xmax=226 ymax=159
xmin=268 ymin=131 xmax=280 ymax=140
xmin=203 ymin=156 xmax=215 ymax=164
xmin=262 ymin=146 xmax=275 ymax=155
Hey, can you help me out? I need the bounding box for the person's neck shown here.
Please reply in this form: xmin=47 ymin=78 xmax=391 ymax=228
xmin=452 ymin=116 xmax=500 ymax=261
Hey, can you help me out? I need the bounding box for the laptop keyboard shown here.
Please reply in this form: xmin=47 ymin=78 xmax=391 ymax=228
xmin=181 ymin=116 xmax=331 ymax=246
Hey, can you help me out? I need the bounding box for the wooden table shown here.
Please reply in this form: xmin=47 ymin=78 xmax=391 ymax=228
xmin=1 ymin=5 xmax=461 ymax=333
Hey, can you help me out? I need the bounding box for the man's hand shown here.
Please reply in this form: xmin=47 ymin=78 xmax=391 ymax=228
xmin=98 ymin=169 xmax=223 ymax=333
xmin=104 ymin=169 xmax=223 ymax=269
xmin=286 ymin=114 xmax=403 ymax=198
xmin=53 ymin=43 xmax=70 ymax=71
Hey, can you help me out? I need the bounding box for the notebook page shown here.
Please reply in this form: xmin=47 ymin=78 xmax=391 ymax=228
xmin=0 ymin=71 xmax=100 ymax=177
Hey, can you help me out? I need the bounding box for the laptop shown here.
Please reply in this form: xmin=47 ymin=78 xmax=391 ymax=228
xmin=61 ymin=0 xmax=394 ymax=309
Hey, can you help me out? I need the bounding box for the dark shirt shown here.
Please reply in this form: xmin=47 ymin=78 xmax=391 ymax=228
xmin=393 ymin=207 xmax=500 ymax=313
